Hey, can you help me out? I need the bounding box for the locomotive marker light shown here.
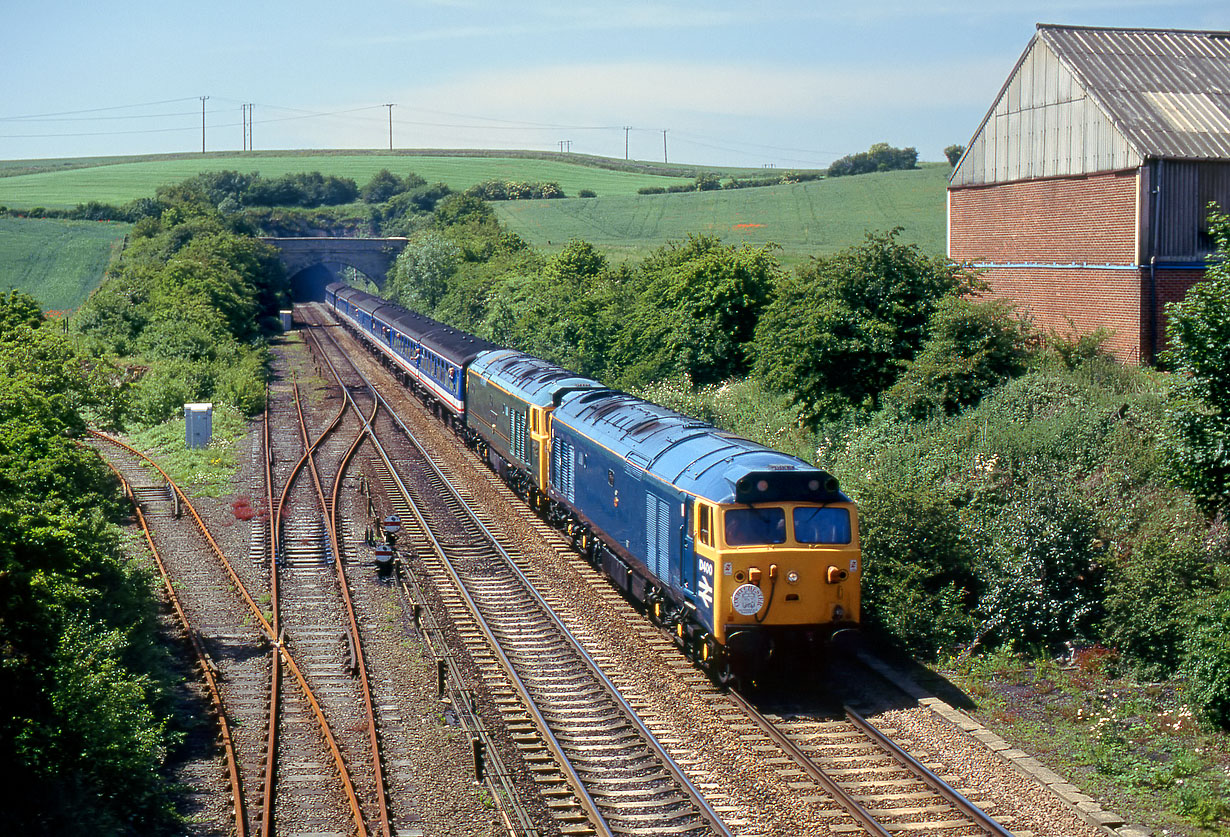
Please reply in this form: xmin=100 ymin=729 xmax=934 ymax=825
xmin=731 ymin=583 xmax=765 ymax=616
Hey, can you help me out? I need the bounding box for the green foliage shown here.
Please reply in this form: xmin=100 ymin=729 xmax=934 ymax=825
xmin=966 ymin=491 xmax=1105 ymax=649
xmin=944 ymin=144 xmax=965 ymax=167
xmin=1163 ymin=206 xmax=1230 ymax=507
xmin=755 ymin=229 xmax=976 ymax=424
xmin=623 ymin=235 xmax=781 ymax=387
xmin=360 ymin=168 xmax=417 ymax=203
xmin=388 ymin=231 xmax=463 ymax=310
xmin=883 ymin=296 xmax=1037 ymax=419
xmin=0 ymin=293 xmax=176 ymax=831
xmin=1102 ymin=506 xmax=1218 ymax=678
xmin=1181 ymin=591 xmax=1230 ymax=728
xmin=465 ymin=179 xmax=565 ymax=201
xmin=856 ymin=481 xmax=977 ymax=656
xmin=832 ymin=357 xmax=1218 ymax=664
xmin=829 ymin=142 xmax=919 ymax=177
xmin=69 ymin=183 xmax=287 ymax=423
xmin=1047 ymin=322 xmax=1117 ymax=369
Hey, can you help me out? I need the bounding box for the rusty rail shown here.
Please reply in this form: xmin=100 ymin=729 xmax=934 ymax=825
xmin=87 ymin=431 xmax=366 ymax=837
xmin=104 ymin=462 xmax=249 ymax=837
xmin=292 ymin=365 xmax=391 ymax=837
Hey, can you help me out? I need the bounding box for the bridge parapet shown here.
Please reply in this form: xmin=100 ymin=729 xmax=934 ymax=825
xmin=261 ymin=236 xmax=409 ymax=299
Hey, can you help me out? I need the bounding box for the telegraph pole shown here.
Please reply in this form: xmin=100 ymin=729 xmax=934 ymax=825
xmin=662 ymin=129 xmax=668 ymax=164
xmin=624 ymin=126 xmax=631 ymax=160
xmin=384 ymin=103 xmax=395 ymax=150
xmin=200 ymin=96 xmax=209 ymax=153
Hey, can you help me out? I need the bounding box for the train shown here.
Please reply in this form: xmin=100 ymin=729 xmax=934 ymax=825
xmin=324 ymin=281 xmax=861 ymax=684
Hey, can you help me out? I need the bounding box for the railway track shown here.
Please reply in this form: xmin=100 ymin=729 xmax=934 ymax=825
xmin=311 ymin=301 xmax=1040 ymax=837
xmin=303 ymin=311 xmax=734 ymax=837
xmin=87 ymin=432 xmax=366 ymax=837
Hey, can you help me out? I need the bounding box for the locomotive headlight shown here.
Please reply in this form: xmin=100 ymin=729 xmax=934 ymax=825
xmin=786 ymin=570 xmax=800 ymax=584
xmin=833 ymin=605 xmax=845 ymax=621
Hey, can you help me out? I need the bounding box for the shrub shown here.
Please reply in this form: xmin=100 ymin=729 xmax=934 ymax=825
xmin=883 ymin=296 xmax=1036 ymax=419
xmin=828 ymin=142 xmax=918 ymax=177
xmin=857 ymin=483 xmax=978 ymax=657
xmin=578 ymin=189 xmax=596 ymax=198
xmin=637 ymin=186 xmax=666 ymax=195
xmin=1181 ymin=591 xmax=1230 ymax=729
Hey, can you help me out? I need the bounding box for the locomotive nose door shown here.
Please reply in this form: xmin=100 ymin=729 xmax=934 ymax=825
xmin=680 ymin=501 xmax=694 ymax=590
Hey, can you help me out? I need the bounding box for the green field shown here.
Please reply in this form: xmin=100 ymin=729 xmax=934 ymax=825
xmin=0 ymin=217 xmax=128 ymax=311
xmin=494 ymin=163 xmax=949 ymax=264
xmin=0 ymin=151 xmax=702 ymax=209
xmin=0 ymin=150 xmax=948 ymax=304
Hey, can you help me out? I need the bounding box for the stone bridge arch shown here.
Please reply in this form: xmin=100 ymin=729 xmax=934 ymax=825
xmin=260 ymin=237 xmax=408 ymax=301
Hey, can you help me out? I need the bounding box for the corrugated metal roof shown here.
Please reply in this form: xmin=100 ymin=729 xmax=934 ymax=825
xmin=1039 ymin=24 xmax=1230 ymax=160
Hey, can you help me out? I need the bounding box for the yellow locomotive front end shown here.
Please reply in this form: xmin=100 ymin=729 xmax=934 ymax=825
xmin=693 ymin=495 xmax=860 ymax=673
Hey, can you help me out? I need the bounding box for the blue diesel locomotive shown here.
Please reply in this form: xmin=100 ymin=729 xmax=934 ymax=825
xmin=325 ymin=282 xmax=861 ymax=682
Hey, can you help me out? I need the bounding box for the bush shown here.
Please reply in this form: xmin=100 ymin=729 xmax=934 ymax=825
xmin=637 ymin=186 xmax=666 ymax=195
xmin=883 ymin=296 xmax=1036 ymax=419
xmin=965 ymin=490 xmax=1105 ymax=650
xmin=857 ymin=483 xmax=978 ymax=657
xmin=578 ymin=189 xmax=597 ymax=198
xmin=1181 ymin=591 xmax=1230 ymax=728
xmin=828 ymin=142 xmax=918 ymax=177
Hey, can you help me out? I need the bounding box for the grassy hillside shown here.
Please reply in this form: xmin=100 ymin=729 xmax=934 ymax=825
xmin=0 ymin=151 xmax=701 ymax=209
xmin=0 ymin=150 xmax=948 ymax=292
xmin=494 ymin=163 xmax=949 ymax=264
xmin=0 ymin=217 xmax=128 ymax=311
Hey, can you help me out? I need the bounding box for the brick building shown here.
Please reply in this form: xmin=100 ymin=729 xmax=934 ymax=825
xmin=948 ymin=24 xmax=1230 ymax=363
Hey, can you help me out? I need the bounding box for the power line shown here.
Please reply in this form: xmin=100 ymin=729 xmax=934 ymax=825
xmin=0 ymin=96 xmax=202 ymax=121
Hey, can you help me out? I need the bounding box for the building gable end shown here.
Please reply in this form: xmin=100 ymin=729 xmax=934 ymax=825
xmin=952 ymin=36 xmax=1142 ymax=187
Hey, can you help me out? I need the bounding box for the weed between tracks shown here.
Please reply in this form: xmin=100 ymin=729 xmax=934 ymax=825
xmin=124 ymin=404 xmax=248 ymax=496
xmin=941 ymin=649 xmax=1230 ymax=835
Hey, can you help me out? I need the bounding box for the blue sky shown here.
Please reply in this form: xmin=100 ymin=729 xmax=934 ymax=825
xmin=2 ymin=1 xmax=1227 ymax=167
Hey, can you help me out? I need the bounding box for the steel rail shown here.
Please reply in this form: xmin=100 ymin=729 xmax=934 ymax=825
xmin=260 ymin=402 xmax=280 ymax=837
xmin=309 ymin=318 xmax=734 ymax=837
xmin=87 ymin=430 xmax=367 ymax=836
xmin=726 ymin=690 xmax=893 ymax=837
xmin=845 ymin=706 xmax=1016 ymax=837
xmin=291 ymin=368 xmax=391 ymax=837
xmin=303 ymin=316 xmax=540 ymax=837
xmin=103 ymin=461 xmax=249 ymax=837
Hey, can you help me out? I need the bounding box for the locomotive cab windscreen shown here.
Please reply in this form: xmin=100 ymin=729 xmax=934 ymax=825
xmin=694 ymin=468 xmax=860 ymax=647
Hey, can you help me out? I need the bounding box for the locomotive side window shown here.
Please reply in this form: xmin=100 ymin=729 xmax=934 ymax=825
xmin=697 ymin=503 xmax=713 ymax=547
xmin=724 ymin=507 xmax=786 ymax=546
xmin=793 ymin=507 xmax=852 ymax=544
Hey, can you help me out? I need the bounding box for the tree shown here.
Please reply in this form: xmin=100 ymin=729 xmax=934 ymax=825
xmin=945 ymin=144 xmax=966 ymax=167
xmin=0 ymin=293 xmax=176 ymax=831
xmin=388 ymin=231 xmax=462 ymax=310
xmin=1164 ymin=205 xmax=1230 ymax=507
xmin=361 ymin=169 xmax=405 ymax=203
xmin=883 ymin=296 xmax=1036 ymax=419
xmin=754 ymin=229 xmax=977 ymax=424
xmin=828 ymin=142 xmax=918 ymax=177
